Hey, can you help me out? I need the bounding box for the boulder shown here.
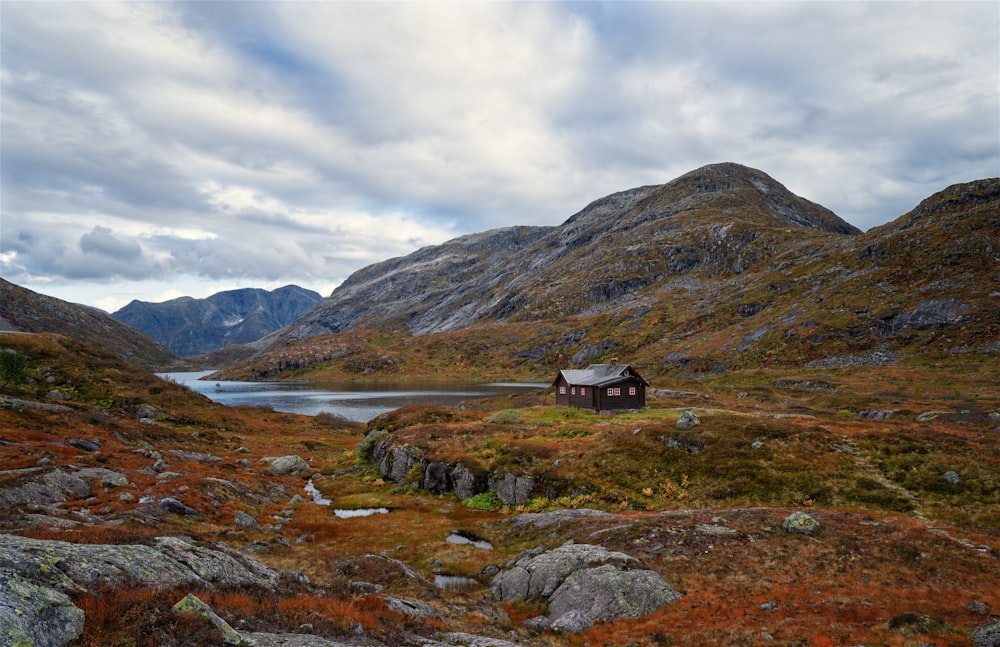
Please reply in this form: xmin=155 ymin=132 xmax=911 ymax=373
xmin=267 ymin=455 xmax=310 ymax=476
xmin=782 ymin=511 xmax=820 ymax=535
xmin=0 ymin=468 xmax=92 ymax=507
xmin=972 ymin=619 xmax=1000 ymax=647
xmin=0 ymin=568 xmax=84 ymax=647
xmin=547 ymin=564 xmax=682 ymax=625
xmin=676 ymin=410 xmax=700 ymax=430
xmin=491 ymin=542 xmax=681 ymax=631
xmin=173 ymin=593 xmax=243 ymax=645
xmin=234 ymin=511 xmax=260 ymax=531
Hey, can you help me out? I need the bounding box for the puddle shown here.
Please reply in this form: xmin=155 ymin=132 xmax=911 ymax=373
xmin=334 ymin=508 xmax=389 ymax=519
xmin=304 ymin=477 xmax=332 ymax=505
xmin=434 ymin=574 xmax=479 ymax=591
xmin=446 ymin=530 xmax=494 ymax=550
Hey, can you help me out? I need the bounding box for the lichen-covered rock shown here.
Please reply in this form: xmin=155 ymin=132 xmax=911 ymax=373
xmin=0 ymin=568 xmax=84 ymax=647
xmin=451 ymin=463 xmax=487 ymax=501
xmin=0 ymin=533 xmax=283 ymax=591
xmin=173 ymin=593 xmax=243 ymax=645
xmin=547 ymin=564 xmax=682 ymax=625
xmin=491 ymin=542 xmax=681 ymax=632
xmin=234 ymin=510 xmax=260 ymax=531
xmin=267 ymin=455 xmax=310 ymax=476
xmin=782 ymin=511 xmax=820 ymax=535
xmin=972 ymin=619 xmax=1000 ymax=647
xmin=0 ymin=468 xmax=92 ymax=506
xmin=676 ymin=410 xmax=700 ymax=430
xmin=492 ymin=542 xmax=643 ymax=602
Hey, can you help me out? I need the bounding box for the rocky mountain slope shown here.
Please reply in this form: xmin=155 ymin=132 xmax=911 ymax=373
xmin=226 ymin=165 xmax=996 ymax=385
xmin=0 ymin=278 xmax=178 ymax=369
xmin=112 ymin=285 xmax=322 ymax=357
xmin=283 ymin=163 xmax=862 ymax=339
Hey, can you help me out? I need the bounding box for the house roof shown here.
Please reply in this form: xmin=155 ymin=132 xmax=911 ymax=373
xmin=554 ymin=363 xmax=649 ymax=388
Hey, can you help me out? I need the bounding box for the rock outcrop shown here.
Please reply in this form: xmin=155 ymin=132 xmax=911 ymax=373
xmin=490 ymin=542 xmax=682 ymax=631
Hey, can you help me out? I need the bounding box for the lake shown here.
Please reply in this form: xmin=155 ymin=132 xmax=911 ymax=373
xmin=159 ymin=371 xmax=547 ymax=421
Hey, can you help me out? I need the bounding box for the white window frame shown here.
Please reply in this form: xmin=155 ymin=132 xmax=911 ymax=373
xmin=559 ymin=386 xmax=567 ymax=395
xmin=629 ymin=386 xmax=637 ymax=396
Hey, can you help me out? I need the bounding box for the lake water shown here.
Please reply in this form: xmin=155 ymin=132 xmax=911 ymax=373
xmin=159 ymin=371 xmax=547 ymax=421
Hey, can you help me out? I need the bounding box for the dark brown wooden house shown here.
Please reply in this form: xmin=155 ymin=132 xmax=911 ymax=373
xmin=552 ymin=361 xmax=649 ymax=412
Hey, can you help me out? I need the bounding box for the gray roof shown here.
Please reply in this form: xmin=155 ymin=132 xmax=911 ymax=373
xmin=555 ymin=363 xmax=649 ymax=387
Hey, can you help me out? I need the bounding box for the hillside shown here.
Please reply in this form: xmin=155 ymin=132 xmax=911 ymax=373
xmin=284 ymin=163 xmax=863 ymax=339
xmin=222 ymin=166 xmax=997 ymax=385
xmin=0 ymin=278 xmax=178 ymax=369
xmin=112 ymin=285 xmax=322 ymax=357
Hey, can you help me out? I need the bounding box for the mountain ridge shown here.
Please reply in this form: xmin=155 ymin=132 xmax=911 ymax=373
xmin=112 ymin=284 xmax=322 ymax=357
xmin=282 ymin=163 xmax=864 ymax=339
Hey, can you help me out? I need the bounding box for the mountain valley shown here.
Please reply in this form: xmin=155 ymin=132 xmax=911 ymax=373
xmin=1 ymin=163 xmax=998 ymax=647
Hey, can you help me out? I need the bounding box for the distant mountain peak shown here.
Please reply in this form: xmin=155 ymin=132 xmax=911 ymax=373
xmin=112 ymin=285 xmax=322 ymax=357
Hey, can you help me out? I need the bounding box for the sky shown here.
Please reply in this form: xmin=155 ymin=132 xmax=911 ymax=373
xmin=2 ymin=1 xmax=998 ymax=314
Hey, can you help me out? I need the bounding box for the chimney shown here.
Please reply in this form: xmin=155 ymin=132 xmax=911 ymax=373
xmin=610 ymin=357 xmax=618 ymax=367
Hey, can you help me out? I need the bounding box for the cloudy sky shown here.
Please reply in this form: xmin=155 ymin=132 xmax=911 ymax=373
xmin=2 ymin=1 xmax=997 ymax=313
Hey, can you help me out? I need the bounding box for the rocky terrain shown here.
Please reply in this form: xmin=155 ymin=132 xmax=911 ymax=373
xmin=282 ymin=163 xmax=863 ymax=339
xmin=112 ymin=285 xmax=322 ymax=357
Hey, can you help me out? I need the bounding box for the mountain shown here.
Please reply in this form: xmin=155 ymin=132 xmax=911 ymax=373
xmin=220 ymin=164 xmax=998 ymax=383
xmin=112 ymin=285 xmax=322 ymax=357
xmin=0 ymin=278 xmax=178 ymax=368
xmin=283 ymin=163 xmax=862 ymax=339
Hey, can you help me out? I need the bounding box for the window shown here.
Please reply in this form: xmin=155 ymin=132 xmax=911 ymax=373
xmin=559 ymin=386 xmax=566 ymax=395
xmin=571 ymin=387 xmax=576 ymax=396
xmin=629 ymin=386 xmax=637 ymax=396
xmin=607 ymin=387 xmax=621 ymax=396
xmin=581 ymin=387 xmax=587 ymax=396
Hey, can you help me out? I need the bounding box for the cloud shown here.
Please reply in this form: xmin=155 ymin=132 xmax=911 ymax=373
xmin=79 ymin=226 xmax=142 ymax=259
xmin=1 ymin=0 xmax=997 ymax=310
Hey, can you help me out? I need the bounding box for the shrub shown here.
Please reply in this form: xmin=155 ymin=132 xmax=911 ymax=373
xmin=486 ymin=409 xmax=524 ymax=425
xmin=356 ymin=429 xmax=389 ymax=463
xmin=0 ymin=349 xmax=27 ymax=391
xmin=463 ymin=491 xmax=502 ymax=511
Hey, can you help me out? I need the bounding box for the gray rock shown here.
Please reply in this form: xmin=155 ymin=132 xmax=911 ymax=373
xmin=972 ymin=619 xmax=1000 ymax=647
xmin=160 ymin=497 xmax=201 ymax=516
xmin=173 ymin=593 xmax=243 ymax=645
xmin=782 ymin=511 xmax=820 ymax=535
xmin=100 ymin=472 xmax=129 ymax=488
xmin=942 ymin=470 xmax=962 ymax=485
xmin=451 ymin=463 xmax=486 ymax=501
xmin=152 ymin=458 xmax=168 ymax=472
xmin=0 ymin=468 xmax=92 ymax=506
xmin=0 ymin=568 xmax=85 ymax=647
xmin=234 ymin=511 xmax=260 ymax=531
xmin=492 ymin=543 xmax=643 ymax=602
xmin=507 ymin=509 xmax=621 ymax=530
xmin=522 ymin=615 xmax=551 ymax=633
xmin=676 ymin=410 xmax=700 ymax=430
xmin=268 ymin=455 xmax=310 ymax=476
xmin=547 ymin=564 xmax=682 ymax=626
xmin=424 ymin=461 xmax=452 ymax=493
xmin=488 ymin=473 xmax=535 ymax=506
xmin=549 ymin=608 xmax=594 ymax=632
xmin=968 ymin=600 xmax=988 ymax=615
xmin=384 ymin=597 xmax=439 ymax=619
xmin=388 ymin=446 xmax=422 ymax=484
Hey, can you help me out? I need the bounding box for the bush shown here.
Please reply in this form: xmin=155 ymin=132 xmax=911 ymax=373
xmin=486 ymin=409 xmax=524 ymax=425
xmin=463 ymin=491 xmax=502 ymax=511
xmin=355 ymin=429 xmax=389 ymax=463
xmin=0 ymin=349 xmax=27 ymax=392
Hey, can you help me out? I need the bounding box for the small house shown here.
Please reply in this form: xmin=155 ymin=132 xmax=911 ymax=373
xmin=553 ymin=361 xmax=649 ymax=412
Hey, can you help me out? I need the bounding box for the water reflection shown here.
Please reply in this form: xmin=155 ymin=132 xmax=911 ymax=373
xmin=159 ymin=371 xmax=546 ymax=422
